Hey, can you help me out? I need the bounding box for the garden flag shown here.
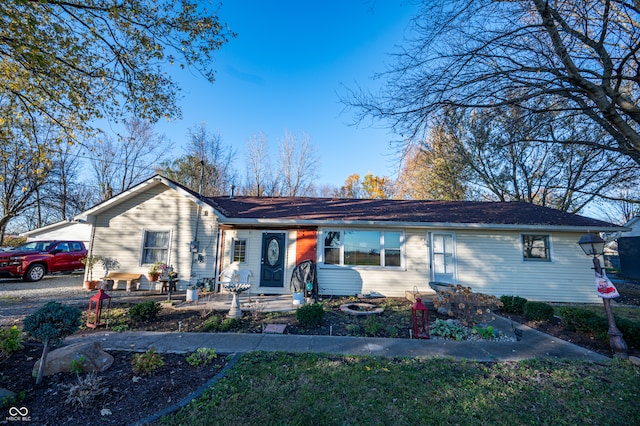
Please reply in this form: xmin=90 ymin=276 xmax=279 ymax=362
xmin=595 ymin=271 xmax=620 ymax=299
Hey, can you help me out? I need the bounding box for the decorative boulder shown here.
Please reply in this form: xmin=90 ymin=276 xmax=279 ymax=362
xmin=32 ymin=341 xmax=114 ymax=377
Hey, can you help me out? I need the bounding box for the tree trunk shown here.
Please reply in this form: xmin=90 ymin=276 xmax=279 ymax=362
xmin=35 ymin=338 xmax=50 ymax=385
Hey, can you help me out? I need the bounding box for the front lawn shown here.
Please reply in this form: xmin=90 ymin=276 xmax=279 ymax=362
xmin=163 ymin=353 xmax=639 ymax=426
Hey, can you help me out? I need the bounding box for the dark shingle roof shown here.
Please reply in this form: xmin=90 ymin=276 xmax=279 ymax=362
xmin=207 ymin=196 xmax=618 ymax=228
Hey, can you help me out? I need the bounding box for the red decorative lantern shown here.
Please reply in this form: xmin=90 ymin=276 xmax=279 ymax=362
xmin=411 ymin=297 xmax=430 ymax=339
xmin=87 ymin=289 xmax=111 ymax=329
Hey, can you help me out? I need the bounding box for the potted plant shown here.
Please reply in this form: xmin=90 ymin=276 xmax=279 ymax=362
xmin=81 ymin=255 xmax=102 ymax=290
xmin=148 ymin=262 xmax=164 ymax=282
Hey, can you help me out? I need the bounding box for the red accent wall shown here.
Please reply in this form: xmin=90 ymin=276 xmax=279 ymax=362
xmin=296 ymin=229 xmax=317 ymax=265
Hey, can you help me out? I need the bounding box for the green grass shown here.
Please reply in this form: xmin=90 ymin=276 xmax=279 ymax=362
xmin=162 ymin=353 xmax=640 ymax=426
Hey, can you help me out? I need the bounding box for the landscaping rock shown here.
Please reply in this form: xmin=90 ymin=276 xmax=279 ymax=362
xmin=32 ymin=341 xmax=114 ymax=377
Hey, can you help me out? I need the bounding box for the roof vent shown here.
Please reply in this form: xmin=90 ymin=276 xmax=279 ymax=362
xmin=230 ymin=185 xmax=236 ymax=199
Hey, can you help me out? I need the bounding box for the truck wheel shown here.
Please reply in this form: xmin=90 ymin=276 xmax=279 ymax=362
xmin=24 ymin=264 xmax=46 ymax=282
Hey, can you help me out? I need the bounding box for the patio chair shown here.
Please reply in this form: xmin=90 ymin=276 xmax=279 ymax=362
xmin=217 ymin=268 xmax=237 ymax=293
xmin=236 ymin=269 xmax=253 ymax=300
xmin=237 ymin=269 xmax=252 ymax=285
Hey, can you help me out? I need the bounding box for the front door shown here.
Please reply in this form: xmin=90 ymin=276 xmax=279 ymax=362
xmin=260 ymin=233 xmax=285 ymax=288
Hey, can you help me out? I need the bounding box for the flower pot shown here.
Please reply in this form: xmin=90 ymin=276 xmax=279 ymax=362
xmin=84 ymin=280 xmax=98 ymax=290
xmin=186 ymin=288 xmax=198 ymax=302
xmin=148 ymin=273 xmax=159 ymax=282
xmin=292 ymin=292 xmax=305 ymax=305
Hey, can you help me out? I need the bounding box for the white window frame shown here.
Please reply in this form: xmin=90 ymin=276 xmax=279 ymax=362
xmin=520 ymin=234 xmax=552 ymax=262
xmin=429 ymin=232 xmax=457 ymax=284
xmin=319 ymin=229 xmax=404 ymax=269
xmin=231 ymin=238 xmax=248 ymax=264
xmin=140 ymin=229 xmax=172 ymax=266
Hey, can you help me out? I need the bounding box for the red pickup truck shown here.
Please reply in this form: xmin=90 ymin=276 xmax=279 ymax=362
xmin=0 ymin=240 xmax=87 ymax=282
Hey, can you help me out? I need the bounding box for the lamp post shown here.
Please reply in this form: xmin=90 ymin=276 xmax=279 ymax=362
xmin=577 ymin=233 xmax=628 ymax=359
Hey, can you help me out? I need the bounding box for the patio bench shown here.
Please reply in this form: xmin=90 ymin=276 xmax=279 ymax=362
xmin=103 ymin=272 xmax=142 ymax=292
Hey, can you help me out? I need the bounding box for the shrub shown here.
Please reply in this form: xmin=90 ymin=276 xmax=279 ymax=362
xmin=556 ymin=306 xmax=640 ymax=349
xmin=432 ymin=285 xmax=502 ymax=325
xmin=471 ymin=325 xmax=496 ymax=339
xmin=555 ymin=307 xmax=595 ymax=332
xmin=186 ymin=348 xmax=217 ymax=367
xmin=23 ymin=301 xmax=82 ymax=384
xmin=385 ymin=325 xmax=399 ymax=338
xmin=220 ymin=318 xmax=239 ymax=332
xmin=500 ymin=295 xmax=528 ymax=314
xmin=346 ymin=324 xmax=361 ymax=336
xmin=523 ymin=301 xmax=554 ymax=321
xmin=616 ymin=317 xmax=640 ymax=349
xmin=131 ymin=348 xmax=164 ymax=375
xmin=364 ymin=315 xmax=381 ymax=336
xmin=128 ymin=301 xmax=161 ymax=322
xmin=70 ymin=355 xmax=86 ymax=375
xmin=63 ymin=372 xmax=108 ymax=407
xmin=201 ymin=316 xmax=239 ymax=332
xmin=202 ymin=315 xmax=222 ymax=331
xmin=429 ymin=319 xmax=467 ymax=341
xmin=296 ymin=303 xmax=324 ymax=328
xmin=0 ymin=326 xmax=24 ymax=361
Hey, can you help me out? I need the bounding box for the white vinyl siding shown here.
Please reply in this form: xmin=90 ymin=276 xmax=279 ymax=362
xmin=88 ymin=186 xmax=218 ymax=290
xmin=317 ymin=228 xmax=599 ymax=303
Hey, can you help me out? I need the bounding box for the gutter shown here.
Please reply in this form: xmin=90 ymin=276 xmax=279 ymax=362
xmin=215 ymin=218 xmax=629 ymax=233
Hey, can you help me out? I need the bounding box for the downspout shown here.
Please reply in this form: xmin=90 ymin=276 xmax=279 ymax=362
xmin=189 ymin=160 xmax=206 ymax=285
xmin=215 ymin=228 xmax=225 ymax=292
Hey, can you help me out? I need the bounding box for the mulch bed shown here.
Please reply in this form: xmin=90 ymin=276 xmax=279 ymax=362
xmin=2 ymin=343 xmax=228 ymax=425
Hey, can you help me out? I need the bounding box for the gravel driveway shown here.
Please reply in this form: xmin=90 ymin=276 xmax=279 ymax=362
xmin=0 ymin=274 xmax=166 ymax=327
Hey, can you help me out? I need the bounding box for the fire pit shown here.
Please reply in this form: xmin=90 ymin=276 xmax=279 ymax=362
xmin=225 ymin=283 xmax=251 ymax=319
xmin=339 ymin=303 xmax=384 ymax=316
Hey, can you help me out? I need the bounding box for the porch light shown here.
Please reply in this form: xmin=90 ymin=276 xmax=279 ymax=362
xmin=577 ymin=233 xmax=627 ymax=359
xmin=577 ymin=233 xmax=606 ymax=258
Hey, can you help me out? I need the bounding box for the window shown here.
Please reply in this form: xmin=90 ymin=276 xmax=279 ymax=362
xmin=430 ymin=233 xmax=456 ymax=283
xmin=142 ymin=230 xmax=170 ymax=264
xmin=232 ymin=239 xmax=247 ymax=263
xmin=322 ymin=230 xmax=403 ymax=268
xmin=522 ymin=234 xmax=551 ymax=261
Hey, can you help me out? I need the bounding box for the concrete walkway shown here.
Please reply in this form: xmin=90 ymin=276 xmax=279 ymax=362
xmin=67 ymin=314 xmax=610 ymax=362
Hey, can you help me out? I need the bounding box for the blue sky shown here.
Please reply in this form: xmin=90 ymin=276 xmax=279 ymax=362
xmin=153 ymin=1 xmax=420 ymax=189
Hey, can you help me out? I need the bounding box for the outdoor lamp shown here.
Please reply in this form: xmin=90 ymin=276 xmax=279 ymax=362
xmin=86 ymin=288 xmax=112 ymax=329
xmin=577 ymin=233 xmax=628 ymax=359
xmin=411 ymin=298 xmax=430 ymax=339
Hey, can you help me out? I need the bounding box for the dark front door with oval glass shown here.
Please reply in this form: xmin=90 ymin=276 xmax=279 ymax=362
xmin=260 ymin=233 xmax=285 ymax=288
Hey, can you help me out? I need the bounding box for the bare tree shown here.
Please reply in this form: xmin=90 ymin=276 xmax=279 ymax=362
xmin=431 ymin=105 xmax=640 ymax=212
xmin=89 ymin=118 xmax=167 ymax=200
xmin=277 ymin=130 xmax=320 ymax=197
xmin=346 ymin=0 xmax=640 ymax=165
xmin=244 ymin=132 xmax=278 ymax=196
xmin=159 ymin=123 xmax=236 ymax=196
xmin=242 ymin=130 xmax=320 ymax=197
